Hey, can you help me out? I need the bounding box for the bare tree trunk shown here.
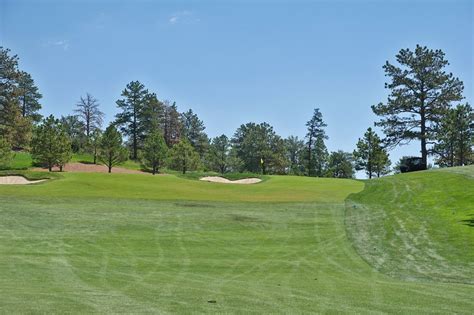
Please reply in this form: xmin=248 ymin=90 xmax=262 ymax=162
xmin=133 ymin=125 xmax=137 ymax=160
xmin=420 ymin=105 xmax=428 ymax=168
xmin=22 ymin=96 xmax=27 ymax=117
xmin=307 ymin=138 xmax=312 ymax=176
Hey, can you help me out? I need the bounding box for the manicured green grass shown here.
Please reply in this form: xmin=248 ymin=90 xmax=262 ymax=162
xmin=0 ymin=169 xmax=472 ymax=313
xmin=346 ymin=166 xmax=474 ymax=284
xmin=0 ymin=173 xmax=359 ymax=203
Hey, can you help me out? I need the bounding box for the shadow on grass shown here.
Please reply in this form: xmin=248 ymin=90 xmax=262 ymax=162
xmin=77 ymin=160 xmax=96 ymax=165
xmin=460 ymin=214 xmax=474 ymax=227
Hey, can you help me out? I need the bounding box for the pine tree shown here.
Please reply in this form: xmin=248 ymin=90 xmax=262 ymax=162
xmin=353 ymin=127 xmax=391 ymax=179
xmin=180 ymin=109 xmax=209 ymax=158
xmin=206 ymin=135 xmax=230 ymax=174
xmin=163 ymin=101 xmax=182 ymax=147
xmin=285 ymin=136 xmax=305 ymax=175
xmin=60 ymin=115 xmax=86 ymax=153
xmin=305 ymin=108 xmax=328 ymax=176
xmin=0 ymin=47 xmax=32 ymax=149
xmin=98 ymin=124 xmax=128 ymax=173
xmin=142 ymin=93 xmax=165 ymax=136
xmin=312 ymin=137 xmax=329 ymax=177
xmin=56 ymin=125 xmax=72 ymax=172
xmin=433 ymin=103 xmax=473 ymax=167
xmin=373 ymin=149 xmax=391 ymax=177
xmin=115 ymin=81 xmax=148 ymax=160
xmin=142 ymin=131 xmax=168 ymax=175
xmin=231 ymin=122 xmax=287 ymax=174
xmin=17 ymin=71 xmax=42 ymax=123
xmin=326 ymin=151 xmax=354 ymax=178
xmin=372 ymin=45 xmax=464 ymax=166
xmin=167 ymin=139 xmax=200 ymax=174
xmin=31 ymin=115 xmax=72 ymax=172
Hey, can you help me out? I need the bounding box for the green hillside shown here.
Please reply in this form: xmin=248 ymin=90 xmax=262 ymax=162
xmin=346 ymin=166 xmax=474 ymax=284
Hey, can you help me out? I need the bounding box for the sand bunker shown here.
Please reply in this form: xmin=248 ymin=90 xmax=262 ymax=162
xmin=0 ymin=176 xmax=46 ymax=185
xmin=200 ymin=176 xmax=262 ymax=184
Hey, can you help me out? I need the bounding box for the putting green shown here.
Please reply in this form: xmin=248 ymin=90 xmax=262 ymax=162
xmin=0 ymin=170 xmax=472 ymax=313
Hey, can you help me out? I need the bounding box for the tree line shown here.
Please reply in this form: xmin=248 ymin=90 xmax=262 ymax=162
xmin=0 ymin=45 xmax=472 ymax=177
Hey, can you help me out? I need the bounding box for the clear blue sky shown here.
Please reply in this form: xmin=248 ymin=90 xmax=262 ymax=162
xmin=1 ymin=0 xmax=472 ymax=170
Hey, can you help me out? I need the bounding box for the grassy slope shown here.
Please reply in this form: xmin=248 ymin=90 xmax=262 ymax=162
xmin=346 ymin=166 xmax=474 ymax=284
xmin=0 ymin=171 xmax=473 ymax=313
xmin=3 ymin=152 xmax=144 ymax=171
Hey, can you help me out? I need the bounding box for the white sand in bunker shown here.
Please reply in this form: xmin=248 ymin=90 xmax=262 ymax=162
xmin=0 ymin=176 xmax=46 ymax=185
xmin=200 ymin=176 xmax=262 ymax=184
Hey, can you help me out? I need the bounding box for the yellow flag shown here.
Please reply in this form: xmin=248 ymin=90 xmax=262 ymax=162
xmin=260 ymin=158 xmax=264 ymax=165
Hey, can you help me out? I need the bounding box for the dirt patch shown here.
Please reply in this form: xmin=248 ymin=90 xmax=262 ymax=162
xmin=32 ymin=162 xmax=147 ymax=174
xmin=200 ymin=176 xmax=261 ymax=184
xmin=0 ymin=176 xmax=46 ymax=185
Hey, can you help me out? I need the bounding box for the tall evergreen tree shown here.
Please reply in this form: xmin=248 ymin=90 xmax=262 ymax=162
xmin=206 ymin=135 xmax=230 ymax=174
xmin=326 ymin=151 xmax=354 ymax=178
xmin=232 ymin=122 xmax=287 ymax=174
xmin=0 ymin=47 xmax=32 ymax=149
xmin=142 ymin=130 xmax=168 ymax=175
xmin=433 ymin=103 xmax=473 ymax=167
xmin=180 ymin=109 xmax=209 ymax=158
xmin=353 ymin=127 xmax=391 ymax=179
xmin=115 ymin=81 xmax=148 ymax=160
xmin=312 ymin=137 xmax=329 ymax=177
xmin=285 ymin=136 xmax=305 ymax=175
xmin=31 ymin=115 xmax=72 ymax=172
xmin=167 ymin=139 xmax=200 ymax=174
xmin=373 ymin=149 xmax=391 ymax=177
xmin=98 ymin=124 xmax=128 ymax=173
xmin=75 ymin=93 xmax=104 ymax=138
xmin=163 ymin=101 xmax=182 ymax=147
xmin=372 ymin=45 xmax=464 ymax=166
xmin=305 ymin=108 xmax=328 ymax=176
xmin=60 ymin=115 xmax=86 ymax=153
xmin=17 ymin=71 xmax=42 ymax=123
xmin=142 ymin=93 xmax=165 ymax=136
xmin=56 ymin=125 xmax=73 ymax=172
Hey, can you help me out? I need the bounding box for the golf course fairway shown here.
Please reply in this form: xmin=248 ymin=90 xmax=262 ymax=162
xmin=0 ymin=168 xmax=473 ymax=313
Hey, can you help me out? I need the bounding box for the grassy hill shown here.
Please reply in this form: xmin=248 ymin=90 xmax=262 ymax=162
xmin=346 ymin=166 xmax=474 ymax=284
xmin=0 ymin=168 xmax=473 ymax=313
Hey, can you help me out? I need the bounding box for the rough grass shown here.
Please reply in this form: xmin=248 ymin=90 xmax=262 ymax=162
xmin=6 ymin=152 xmax=144 ymax=171
xmin=0 ymin=151 xmax=33 ymax=170
xmin=0 ymin=170 xmax=473 ymax=313
xmin=346 ymin=165 xmax=474 ymax=284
